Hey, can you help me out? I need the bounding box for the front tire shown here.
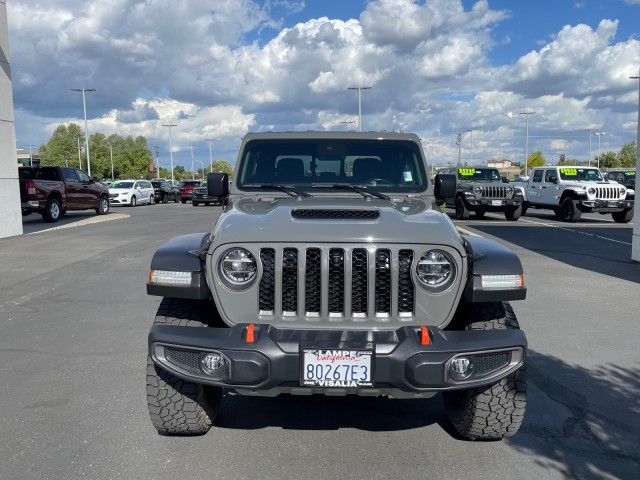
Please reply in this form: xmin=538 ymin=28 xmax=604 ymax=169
xmin=146 ymin=298 xmax=223 ymax=436
xmin=181 ymin=199 xmax=187 ymax=204
xmin=148 ymin=195 xmax=154 ymax=205
xmin=455 ymin=196 xmax=471 ymax=220
xmin=612 ymin=208 xmax=633 ymax=223
xmin=505 ymin=205 xmax=522 ymax=221
xmin=560 ymin=197 xmax=581 ymax=222
xmin=443 ymin=302 xmax=527 ymax=440
xmin=96 ymin=195 xmax=110 ymax=215
xmin=130 ymin=195 xmax=137 ymax=207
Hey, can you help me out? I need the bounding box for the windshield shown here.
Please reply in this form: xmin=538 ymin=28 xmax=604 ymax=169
xmin=182 ymin=181 xmax=200 ymax=187
xmin=457 ymin=168 xmax=501 ymax=181
xmin=559 ymin=168 xmax=603 ymax=181
xmin=151 ymin=181 xmax=161 ymax=187
xmin=111 ymin=181 xmax=134 ymax=189
xmin=237 ymin=139 xmax=427 ymax=192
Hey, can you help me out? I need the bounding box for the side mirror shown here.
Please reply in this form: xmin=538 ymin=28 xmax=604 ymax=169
xmin=434 ymin=174 xmax=456 ymax=201
xmin=501 ymin=176 xmax=509 ymax=183
xmin=208 ymin=172 xmax=229 ymax=198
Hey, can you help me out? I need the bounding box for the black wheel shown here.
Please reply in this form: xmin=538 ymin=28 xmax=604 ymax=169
xmin=455 ymin=196 xmax=471 ymax=220
xmin=148 ymin=195 xmax=154 ymax=205
xmin=130 ymin=195 xmax=137 ymax=207
xmin=42 ymin=197 xmax=62 ymax=223
xmin=192 ymin=201 xmax=199 ymax=206
xmin=443 ymin=302 xmax=527 ymax=440
xmin=204 ymin=202 xmax=210 ymax=206
xmin=146 ymin=298 xmax=223 ymax=436
xmin=560 ymin=197 xmax=581 ymax=222
xmin=612 ymin=208 xmax=633 ymax=223
xmin=162 ymin=194 xmax=168 ymax=204
xmin=181 ymin=199 xmax=187 ymax=204
xmin=505 ymin=205 xmax=522 ymax=221
xmin=474 ymin=208 xmax=486 ymax=219
xmin=96 ymin=195 xmax=109 ymax=215
xmin=521 ymin=204 xmax=529 ymax=216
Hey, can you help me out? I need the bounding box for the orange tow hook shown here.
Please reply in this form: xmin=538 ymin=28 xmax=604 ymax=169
xmin=419 ymin=326 xmax=431 ymax=346
xmin=245 ymin=323 xmax=256 ymax=343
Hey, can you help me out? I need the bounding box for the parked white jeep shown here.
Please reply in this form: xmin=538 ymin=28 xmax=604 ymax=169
xmin=517 ymin=166 xmax=634 ymax=222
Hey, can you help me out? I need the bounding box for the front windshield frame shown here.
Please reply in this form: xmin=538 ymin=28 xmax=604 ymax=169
xmin=111 ymin=181 xmax=134 ymax=189
xmin=456 ymin=168 xmax=501 ymax=181
xmin=558 ymin=168 xmax=603 ymax=181
xmin=236 ymin=139 xmax=428 ymax=194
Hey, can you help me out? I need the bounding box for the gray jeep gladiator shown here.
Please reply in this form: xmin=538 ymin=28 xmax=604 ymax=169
xmin=438 ymin=167 xmax=524 ymax=221
xmin=146 ymin=132 xmax=527 ymax=440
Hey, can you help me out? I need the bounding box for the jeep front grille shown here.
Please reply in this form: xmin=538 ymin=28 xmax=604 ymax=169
xmin=480 ymin=186 xmax=508 ymax=198
xmin=595 ymin=187 xmax=620 ymax=200
xmin=257 ymin=246 xmax=415 ymax=322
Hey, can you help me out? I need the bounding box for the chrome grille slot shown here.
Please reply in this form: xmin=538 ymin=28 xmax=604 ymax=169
xmin=596 ymin=187 xmax=618 ymax=200
xmin=351 ymin=249 xmax=368 ymax=316
xmin=398 ymin=250 xmax=414 ymax=316
xmin=281 ymin=248 xmax=298 ymax=315
xmin=328 ymin=249 xmax=345 ymax=316
xmin=258 ymin=249 xmax=275 ymax=314
xmin=304 ymin=248 xmax=322 ymax=315
xmin=481 ymin=186 xmax=507 ymax=198
xmin=375 ymin=249 xmax=391 ymax=316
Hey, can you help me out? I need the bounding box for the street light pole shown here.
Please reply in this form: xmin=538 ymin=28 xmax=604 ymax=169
xmin=208 ymin=139 xmax=214 ymax=172
xmin=630 ymin=67 xmax=640 ymax=262
xmin=162 ymin=124 xmax=177 ymax=183
xmin=187 ymin=144 xmax=196 ymax=180
xmin=519 ymin=112 xmax=535 ymax=176
xmin=466 ymin=129 xmax=473 ymax=164
xmin=77 ymin=137 xmax=82 ymax=169
xmin=348 ymin=86 xmax=372 ymax=132
xmin=456 ymin=133 xmax=463 ymax=167
xmin=594 ymin=132 xmax=605 ymax=168
xmin=71 ymin=88 xmax=95 ymax=176
xmin=588 ymin=129 xmax=592 ymax=166
xmin=109 ymin=143 xmax=114 ymax=180
xmin=152 ymin=145 xmax=160 ymax=179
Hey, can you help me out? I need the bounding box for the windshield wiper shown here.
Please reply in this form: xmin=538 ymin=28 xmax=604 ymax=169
xmin=326 ymin=184 xmax=390 ymax=200
xmin=247 ymin=184 xmax=311 ymax=197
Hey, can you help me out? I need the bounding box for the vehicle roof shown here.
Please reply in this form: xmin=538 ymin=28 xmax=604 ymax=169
xmin=531 ymin=165 xmax=600 ymax=169
xmin=241 ymin=131 xmax=422 ymax=142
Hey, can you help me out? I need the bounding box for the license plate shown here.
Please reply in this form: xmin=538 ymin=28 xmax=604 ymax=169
xmin=301 ymin=349 xmax=373 ymax=388
xmin=491 ymin=200 xmax=503 ymax=206
xmin=608 ymin=202 xmax=618 ymax=207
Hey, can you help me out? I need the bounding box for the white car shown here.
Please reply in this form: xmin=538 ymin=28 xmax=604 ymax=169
xmin=109 ymin=179 xmax=155 ymax=207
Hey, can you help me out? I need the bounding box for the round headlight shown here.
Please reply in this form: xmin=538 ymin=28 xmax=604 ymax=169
xmin=588 ymin=187 xmax=596 ymax=195
xmin=220 ymin=248 xmax=256 ymax=286
xmin=619 ymin=187 xmax=626 ymax=196
xmin=473 ymin=186 xmax=483 ymax=194
xmin=417 ymin=250 xmax=455 ymax=289
xmin=506 ymin=186 xmax=514 ymax=194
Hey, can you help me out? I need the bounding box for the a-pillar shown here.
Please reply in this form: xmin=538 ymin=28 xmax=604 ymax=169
xmin=0 ymin=0 xmax=22 ymax=238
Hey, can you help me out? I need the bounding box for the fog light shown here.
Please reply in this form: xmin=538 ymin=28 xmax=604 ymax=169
xmin=201 ymin=352 xmax=226 ymax=375
xmin=450 ymin=356 xmax=474 ymax=380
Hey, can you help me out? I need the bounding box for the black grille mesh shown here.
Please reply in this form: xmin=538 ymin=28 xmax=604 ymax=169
xmin=352 ymin=249 xmax=368 ymax=314
xmin=305 ymin=248 xmax=321 ymax=313
xmin=398 ymin=250 xmax=414 ymax=315
xmin=282 ymin=248 xmax=298 ymax=312
xmin=328 ymin=249 xmax=345 ymax=314
xmin=259 ymin=249 xmax=275 ymax=312
xmin=292 ymin=209 xmax=380 ymax=220
xmin=374 ymin=249 xmax=391 ymax=314
xmin=472 ymin=352 xmax=511 ymax=377
xmin=165 ymin=348 xmax=203 ymax=374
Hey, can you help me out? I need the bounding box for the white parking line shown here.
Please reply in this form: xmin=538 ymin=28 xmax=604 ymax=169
xmin=457 ymin=226 xmax=481 ymax=237
xmin=516 ymin=217 xmax=631 ymax=246
xmin=27 ymin=213 xmax=130 ymax=235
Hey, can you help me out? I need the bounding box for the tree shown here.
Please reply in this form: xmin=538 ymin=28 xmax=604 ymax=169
xmin=526 ymin=150 xmax=545 ymax=172
xmin=211 ymin=160 xmax=234 ymax=178
xmin=597 ymin=151 xmax=617 ymax=169
xmin=617 ymin=141 xmax=637 ymax=168
xmin=39 ymin=123 xmax=84 ymax=167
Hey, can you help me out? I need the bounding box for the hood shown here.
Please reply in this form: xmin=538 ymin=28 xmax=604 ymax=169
xmin=212 ymin=197 xmax=462 ymax=247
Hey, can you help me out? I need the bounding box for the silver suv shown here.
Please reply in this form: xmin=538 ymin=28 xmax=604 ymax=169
xmin=145 ymin=132 xmax=528 ymax=440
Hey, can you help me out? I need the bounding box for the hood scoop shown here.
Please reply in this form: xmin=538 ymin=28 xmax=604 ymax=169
xmin=291 ymin=209 xmax=380 ymax=220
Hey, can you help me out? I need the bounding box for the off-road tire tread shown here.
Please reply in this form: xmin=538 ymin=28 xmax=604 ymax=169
xmin=444 ymin=302 xmax=527 ymax=440
xmin=611 ymin=208 xmax=633 ymax=223
xmin=146 ymin=298 xmax=222 ymax=435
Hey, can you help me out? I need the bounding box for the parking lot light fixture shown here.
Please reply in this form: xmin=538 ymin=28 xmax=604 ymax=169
xmin=162 ymin=124 xmax=178 ymax=183
xmin=348 ymin=86 xmax=372 ymax=132
xmin=71 ymin=88 xmax=95 ymax=176
xmin=519 ymin=112 xmax=535 ymax=177
xmin=208 ymin=139 xmax=214 ymax=172
xmin=187 ymin=144 xmax=196 ymax=180
xmin=594 ymin=132 xmax=605 ymax=168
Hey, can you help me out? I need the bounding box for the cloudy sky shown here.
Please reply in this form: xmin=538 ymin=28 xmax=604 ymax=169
xmin=7 ymin=0 xmax=640 ymax=168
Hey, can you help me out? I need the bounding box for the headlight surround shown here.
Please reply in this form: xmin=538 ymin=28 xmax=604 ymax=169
xmin=473 ymin=186 xmax=483 ymax=195
xmin=619 ymin=187 xmax=626 ymax=196
xmin=416 ymin=250 xmax=456 ymax=291
xmin=505 ymin=186 xmax=514 ymax=195
xmin=587 ymin=187 xmax=596 ymax=195
xmin=219 ymin=248 xmax=257 ymax=288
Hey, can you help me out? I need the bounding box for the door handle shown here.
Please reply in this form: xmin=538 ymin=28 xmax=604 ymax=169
xmin=541 ymin=186 xmax=547 ymax=189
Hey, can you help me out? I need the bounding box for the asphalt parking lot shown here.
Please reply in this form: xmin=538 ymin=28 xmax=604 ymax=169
xmin=1 ymin=203 xmax=638 ymax=480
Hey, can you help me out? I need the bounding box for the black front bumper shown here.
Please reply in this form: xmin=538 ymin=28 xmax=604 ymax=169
xmin=149 ymin=324 xmax=526 ymax=394
xmin=578 ymin=199 xmax=633 ymax=212
xmin=465 ymin=196 xmax=523 ymax=211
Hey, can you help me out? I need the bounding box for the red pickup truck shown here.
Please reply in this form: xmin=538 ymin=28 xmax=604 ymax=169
xmin=19 ymin=166 xmax=110 ymax=222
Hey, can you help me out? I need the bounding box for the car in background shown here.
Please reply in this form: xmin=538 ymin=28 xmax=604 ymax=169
xmin=179 ymin=180 xmax=201 ymax=203
xmin=192 ymin=180 xmax=227 ymax=206
xmin=19 ymin=166 xmax=110 ymax=222
xmin=151 ymin=180 xmax=179 ymax=203
xmin=605 ymin=169 xmax=636 ymax=195
xmin=109 ymin=179 xmax=155 ymax=207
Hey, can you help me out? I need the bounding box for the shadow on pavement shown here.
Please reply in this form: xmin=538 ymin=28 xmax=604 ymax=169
xmin=510 ymin=350 xmax=640 ymax=479
xmin=469 ymin=224 xmax=640 ymax=283
xmin=216 ymin=350 xmax=640 ymax=478
xmin=21 ymin=210 xmax=103 ymax=234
